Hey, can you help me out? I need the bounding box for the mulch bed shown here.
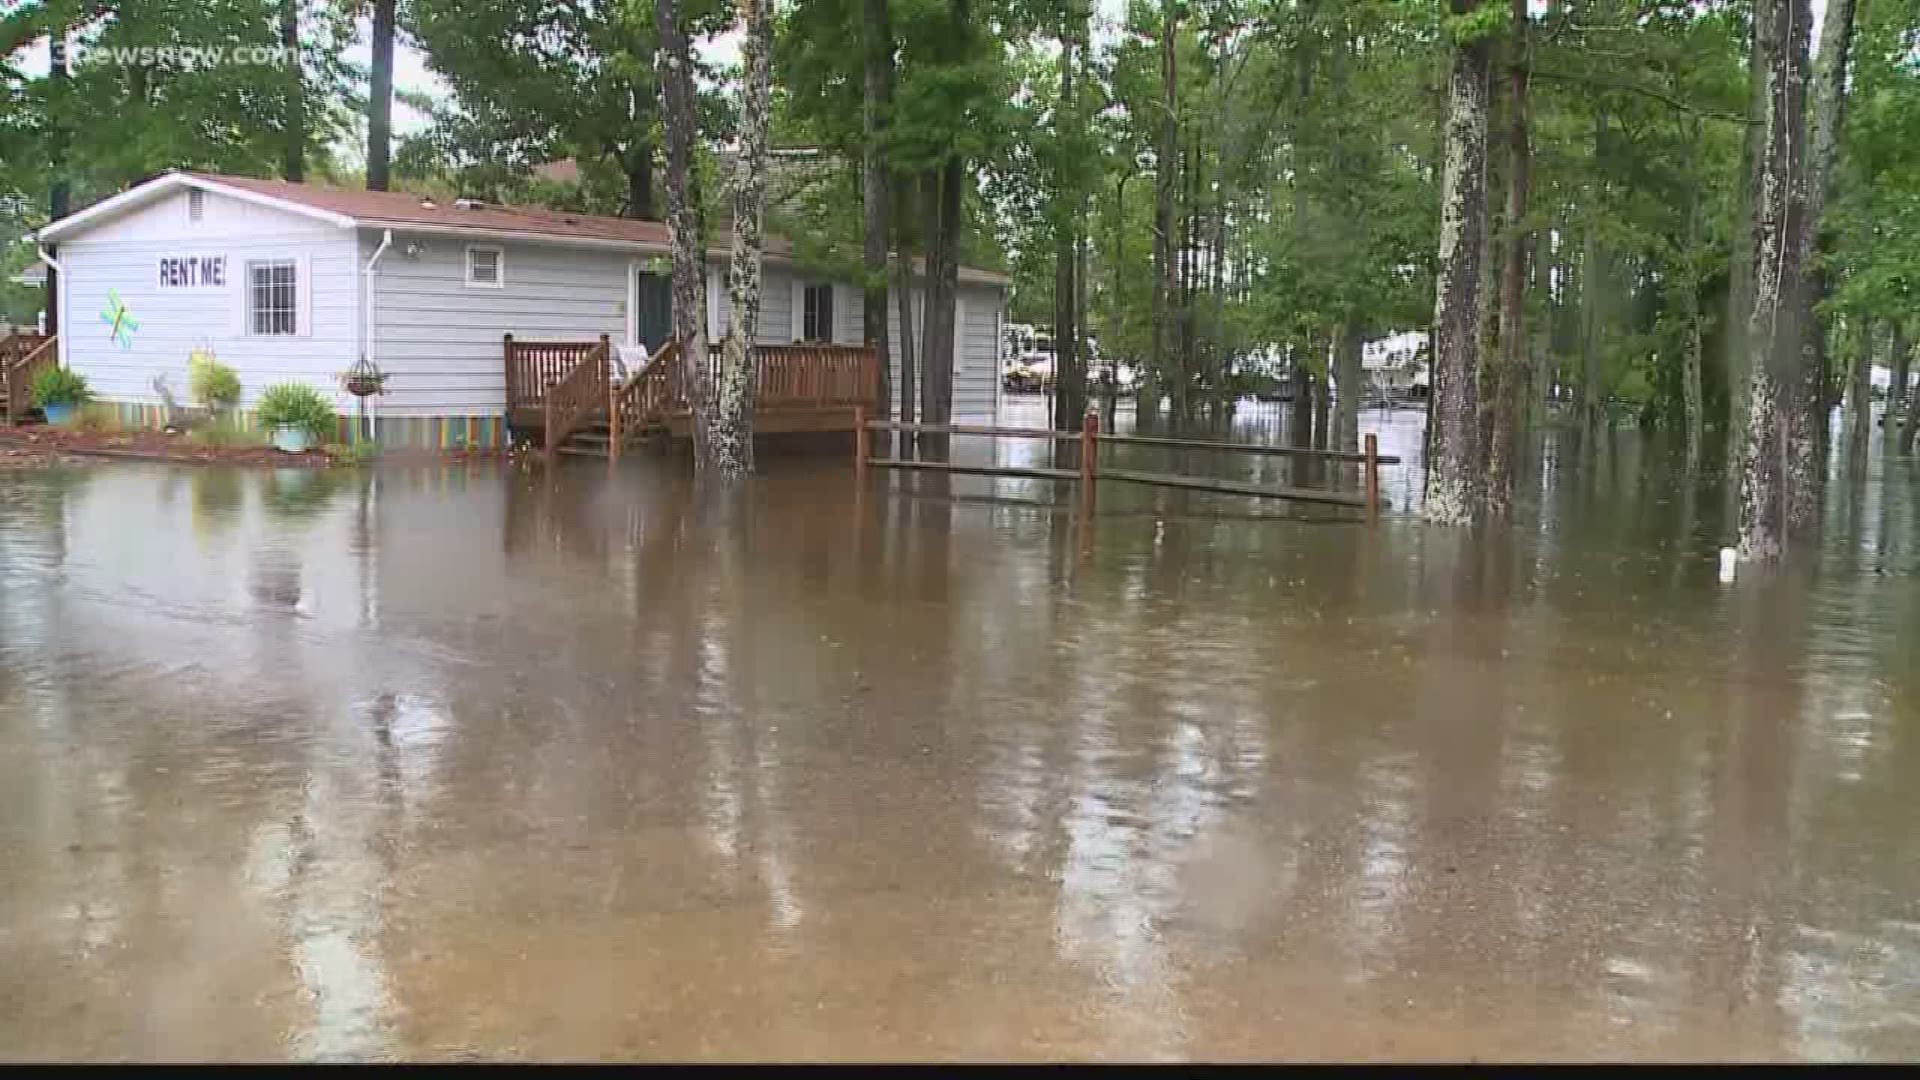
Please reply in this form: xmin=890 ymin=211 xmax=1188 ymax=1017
xmin=0 ymin=425 xmax=510 ymax=469
xmin=0 ymin=444 xmax=89 ymax=469
xmin=0 ymin=425 xmax=337 ymax=467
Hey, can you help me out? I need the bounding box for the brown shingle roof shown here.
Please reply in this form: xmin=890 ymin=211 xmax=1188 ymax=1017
xmin=51 ymin=171 xmax=1004 ymax=284
xmin=194 ymin=173 xmax=676 ymax=249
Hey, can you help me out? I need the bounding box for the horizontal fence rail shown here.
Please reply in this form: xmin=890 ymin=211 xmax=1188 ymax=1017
xmin=855 ymin=408 xmax=1392 ymax=522
xmin=1095 ymin=430 xmax=1401 ymax=465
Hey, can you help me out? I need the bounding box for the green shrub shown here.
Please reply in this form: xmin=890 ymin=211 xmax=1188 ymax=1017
xmin=186 ymin=415 xmax=267 ymax=448
xmin=255 ymin=382 xmax=337 ymax=443
xmin=325 ymin=440 xmax=381 ymax=465
xmin=188 ymin=352 xmax=242 ymax=411
xmin=30 ymin=366 xmax=91 ymax=408
xmin=61 ymin=401 xmax=122 ymax=435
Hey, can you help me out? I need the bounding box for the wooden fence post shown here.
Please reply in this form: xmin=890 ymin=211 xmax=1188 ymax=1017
xmin=1364 ymin=432 xmax=1379 ymax=524
xmin=855 ymin=403 xmax=870 ymax=471
xmin=503 ymin=333 xmax=515 ymax=413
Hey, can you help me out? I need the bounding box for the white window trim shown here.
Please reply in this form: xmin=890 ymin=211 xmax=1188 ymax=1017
xmin=465 ymin=244 xmax=505 ymax=289
xmin=800 ymin=280 xmax=835 ymax=343
xmin=244 ymin=258 xmax=301 ymax=338
xmin=626 ymin=261 xmax=641 ymax=347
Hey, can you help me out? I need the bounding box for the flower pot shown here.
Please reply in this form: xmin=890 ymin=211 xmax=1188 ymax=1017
xmin=271 ymin=425 xmax=312 ymax=453
xmin=41 ymin=403 xmax=76 ymax=425
xmin=344 ymin=376 xmax=383 ymax=398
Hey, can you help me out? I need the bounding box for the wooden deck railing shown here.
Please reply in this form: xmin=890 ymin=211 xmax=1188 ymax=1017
xmin=508 ymin=336 xmax=879 ymax=457
xmin=753 ymin=344 xmax=875 ymax=410
xmin=3 ymin=333 xmax=57 ymax=425
xmin=542 ymin=336 xmax=610 ymax=460
xmin=506 ymin=334 xmax=605 ymax=422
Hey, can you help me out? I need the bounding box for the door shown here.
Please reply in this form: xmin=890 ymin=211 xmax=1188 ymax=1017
xmin=630 ymin=268 xmax=674 ymax=351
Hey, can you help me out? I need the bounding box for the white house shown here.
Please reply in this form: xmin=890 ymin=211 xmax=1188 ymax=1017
xmin=33 ymin=171 xmax=1009 ymax=449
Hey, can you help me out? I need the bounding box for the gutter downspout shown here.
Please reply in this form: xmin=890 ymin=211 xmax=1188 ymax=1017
xmin=35 ymin=246 xmax=62 ymax=345
xmin=362 ymin=229 xmax=393 ymax=445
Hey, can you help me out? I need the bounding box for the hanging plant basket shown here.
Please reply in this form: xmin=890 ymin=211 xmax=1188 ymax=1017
xmin=340 ymin=356 xmax=389 ymax=399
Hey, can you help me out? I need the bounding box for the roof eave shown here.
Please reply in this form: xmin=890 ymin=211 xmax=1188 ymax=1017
xmin=36 ymin=171 xmax=355 ymax=243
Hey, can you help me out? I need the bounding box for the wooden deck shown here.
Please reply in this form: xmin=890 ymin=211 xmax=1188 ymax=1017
xmin=505 ymin=335 xmax=879 ymax=459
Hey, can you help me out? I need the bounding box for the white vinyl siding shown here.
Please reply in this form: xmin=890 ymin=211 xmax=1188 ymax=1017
xmin=872 ymin=280 xmax=1003 ymax=422
xmin=59 ymin=188 xmax=355 ymax=411
xmin=365 ymin=233 xmax=627 ymax=417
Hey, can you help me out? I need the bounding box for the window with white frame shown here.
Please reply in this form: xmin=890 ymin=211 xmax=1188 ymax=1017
xmin=466 ymin=246 xmax=504 ymax=287
xmin=802 ymin=282 xmax=834 ymax=342
xmin=247 ymin=260 xmax=298 ymax=336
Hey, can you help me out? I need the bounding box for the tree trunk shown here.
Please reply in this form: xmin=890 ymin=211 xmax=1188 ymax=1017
xmin=1681 ymin=118 xmax=1706 ymax=466
xmin=1425 ymin=3 xmax=1492 ymax=525
xmin=1312 ymin=364 xmax=1331 ymax=452
xmin=1484 ymin=0 xmax=1531 ymax=516
xmin=1528 ymin=226 xmax=1552 ymax=431
xmin=1726 ymin=10 xmax=1768 ymax=447
xmin=920 ymin=160 xmax=960 ymax=442
xmin=1895 ymin=328 xmax=1917 ymax=456
xmin=895 ymin=225 xmax=918 ymax=434
xmin=1683 ymin=313 xmax=1705 ymax=470
xmin=1844 ymin=321 xmax=1870 ymax=476
xmin=282 ymin=0 xmax=304 ymax=181
xmin=1177 ymin=137 xmax=1202 ymax=421
xmin=1290 ymin=351 xmax=1314 ymax=487
xmin=367 ymin=0 xmax=395 ymax=191
xmin=654 ymin=0 xmax=713 ymax=468
xmin=1786 ymin=0 xmax=1860 ymax=528
xmin=1052 ymin=11 xmax=1086 ymax=433
xmin=862 ymin=0 xmax=894 ymax=423
xmin=624 ymin=147 xmax=655 ymax=220
xmin=45 ymin=26 xmax=69 ymax=335
xmin=1737 ymin=0 xmax=1812 ymax=560
xmin=1579 ymin=110 xmax=1607 ymax=444
xmin=1334 ymin=322 xmax=1362 ymax=454
xmin=1145 ymin=0 xmax=1178 ymax=420
xmin=713 ymin=0 xmax=773 ymax=481
xmin=1887 ymin=326 xmax=1911 ymax=457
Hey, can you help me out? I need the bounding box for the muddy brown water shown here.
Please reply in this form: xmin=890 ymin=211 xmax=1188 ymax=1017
xmin=2 ymin=401 xmax=1917 ymax=1061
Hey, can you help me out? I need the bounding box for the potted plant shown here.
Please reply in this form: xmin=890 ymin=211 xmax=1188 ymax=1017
xmin=255 ymin=382 xmax=337 ymax=453
xmin=30 ymin=366 xmax=92 ymax=425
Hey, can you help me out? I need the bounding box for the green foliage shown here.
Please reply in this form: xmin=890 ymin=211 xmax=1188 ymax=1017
xmin=186 ymin=415 xmax=267 ymax=449
xmin=254 ymin=382 xmax=336 ymax=442
xmin=188 ymin=352 xmax=242 ymax=411
xmin=402 ymin=0 xmax=734 ymax=214
xmin=30 ymin=365 xmax=90 ymax=407
xmin=3 ymin=0 xmax=360 ymax=221
xmin=61 ymin=401 xmax=121 ymax=434
xmin=324 ymin=440 xmax=381 ymax=465
xmin=1442 ymin=0 xmax=1509 ymax=46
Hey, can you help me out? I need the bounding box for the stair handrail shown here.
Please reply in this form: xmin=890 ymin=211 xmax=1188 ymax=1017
xmin=5 ymin=335 xmax=58 ymax=424
xmin=607 ymin=338 xmax=681 ymax=461
xmin=543 ymin=334 xmax=610 ymax=460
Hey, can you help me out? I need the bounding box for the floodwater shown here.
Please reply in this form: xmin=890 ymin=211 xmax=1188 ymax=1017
xmin=2 ymin=400 xmax=1918 ymax=1061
